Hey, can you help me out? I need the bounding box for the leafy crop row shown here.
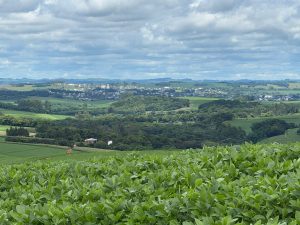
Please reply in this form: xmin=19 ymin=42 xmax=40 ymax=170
xmin=0 ymin=143 xmax=299 ymax=224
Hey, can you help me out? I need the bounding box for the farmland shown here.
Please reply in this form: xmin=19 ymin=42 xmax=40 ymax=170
xmin=0 ymin=80 xmax=300 ymax=224
xmin=179 ymin=97 xmax=218 ymax=109
xmin=0 ymin=143 xmax=299 ymax=224
xmin=259 ymin=128 xmax=300 ymax=144
xmin=0 ymin=109 xmax=70 ymax=120
xmin=230 ymin=114 xmax=300 ymax=134
xmin=0 ymin=138 xmax=173 ymax=164
xmin=27 ymin=97 xmax=114 ymax=110
xmin=0 ymin=139 xmax=121 ymax=164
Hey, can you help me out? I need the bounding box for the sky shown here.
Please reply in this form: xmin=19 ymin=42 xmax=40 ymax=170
xmin=0 ymin=0 xmax=300 ymax=80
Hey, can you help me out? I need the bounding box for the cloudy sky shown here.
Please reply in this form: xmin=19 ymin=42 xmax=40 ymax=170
xmin=0 ymin=0 xmax=300 ymax=80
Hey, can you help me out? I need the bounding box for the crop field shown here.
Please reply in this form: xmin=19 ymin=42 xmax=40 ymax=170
xmin=0 ymin=109 xmax=70 ymax=120
xmin=0 ymin=143 xmax=298 ymax=224
xmin=230 ymin=114 xmax=300 ymax=133
xmin=179 ymin=97 xmax=218 ymax=109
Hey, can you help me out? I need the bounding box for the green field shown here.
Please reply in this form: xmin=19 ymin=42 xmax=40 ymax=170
xmin=0 ymin=142 xmax=68 ymax=164
xmin=0 ymin=140 xmax=121 ymax=164
xmin=230 ymin=113 xmax=300 ymax=133
xmin=28 ymin=97 xmax=114 ymax=109
xmin=179 ymin=97 xmax=218 ymax=109
xmin=259 ymin=128 xmax=300 ymax=144
xmin=0 ymin=84 xmax=53 ymax=91
xmin=0 ymin=143 xmax=298 ymax=224
xmin=0 ymin=125 xmax=13 ymax=136
xmin=0 ymin=139 xmax=174 ymax=164
xmin=0 ymin=125 xmax=11 ymax=132
xmin=0 ymin=84 xmax=36 ymax=91
xmin=0 ymin=109 xmax=70 ymax=120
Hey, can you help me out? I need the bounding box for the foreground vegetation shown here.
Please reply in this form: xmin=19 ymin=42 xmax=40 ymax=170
xmin=0 ymin=143 xmax=299 ymax=224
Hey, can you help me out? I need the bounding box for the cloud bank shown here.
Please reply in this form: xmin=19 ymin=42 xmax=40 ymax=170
xmin=0 ymin=0 xmax=300 ymax=80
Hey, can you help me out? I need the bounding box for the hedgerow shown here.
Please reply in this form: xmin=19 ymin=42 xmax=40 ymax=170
xmin=0 ymin=143 xmax=299 ymax=224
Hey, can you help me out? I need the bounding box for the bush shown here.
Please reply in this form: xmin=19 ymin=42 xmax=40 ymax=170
xmin=5 ymin=136 xmax=57 ymax=145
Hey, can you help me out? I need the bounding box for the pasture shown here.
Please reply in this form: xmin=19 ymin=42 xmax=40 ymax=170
xmin=0 ymin=139 xmax=173 ymax=165
xmin=0 ymin=109 xmax=70 ymax=120
xmin=179 ymin=97 xmax=218 ymax=109
xmin=259 ymin=128 xmax=300 ymax=144
xmin=230 ymin=113 xmax=300 ymax=133
xmin=27 ymin=97 xmax=114 ymax=109
xmin=0 ymin=140 xmax=120 ymax=164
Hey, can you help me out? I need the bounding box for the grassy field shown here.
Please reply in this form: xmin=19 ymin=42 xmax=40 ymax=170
xmin=28 ymin=97 xmax=114 ymax=109
xmin=0 ymin=139 xmax=120 ymax=164
xmin=230 ymin=113 xmax=300 ymax=133
xmin=179 ymin=97 xmax=218 ymax=109
xmin=288 ymin=82 xmax=300 ymax=89
xmin=0 ymin=84 xmax=36 ymax=91
xmin=259 ymin=128 xmax=300 ymax=144
xmin=0 ymin=138 xmax=175 ymax=164
xmin=0 ymin=141 xmax=68 ymax=164
xmin=0 ymin=125 xmax=11 ymax=132
xmin=0 ymin=109 xmax=70 ymax=120
xmin=0 ymin=84 xmax=52 ymax=91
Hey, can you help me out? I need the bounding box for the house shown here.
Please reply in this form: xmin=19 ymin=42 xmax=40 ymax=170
xmin=85 ymin=138 xmax=98 ymax=144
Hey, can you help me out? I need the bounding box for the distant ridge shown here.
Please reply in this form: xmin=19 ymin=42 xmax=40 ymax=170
xmin=0 ymin=77 xmax=298 ymax=85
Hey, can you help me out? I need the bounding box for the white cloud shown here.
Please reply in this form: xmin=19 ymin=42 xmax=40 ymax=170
xmin=0 ymin=0 xmax=300 ymax=79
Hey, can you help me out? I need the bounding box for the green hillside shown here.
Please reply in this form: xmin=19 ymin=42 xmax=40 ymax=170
xmin=230 ymin=114 xmax=300 ymax=134
xmin=179 ymin=97 xmax=219 ymax=109
xmin=259 ymin=128 xmax=300 ymax=144
xmin=0 ymin=143 xmax=299 ymax=224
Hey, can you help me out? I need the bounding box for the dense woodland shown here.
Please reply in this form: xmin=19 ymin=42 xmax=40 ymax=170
xmin=108 ymin=95 xmax=190 ymax=114
xmin=199 ymin=100 xmax=299 ymax=117
xmin=34 ymin=115 xmax=246 ymax=150
xmin=6 ymin=127 xmax=29 ymax=137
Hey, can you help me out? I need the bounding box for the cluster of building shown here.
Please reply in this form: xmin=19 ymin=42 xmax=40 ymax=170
xmin=47 ymin=83 xmax=230 ymax=100
xmin=256 ymin=94 xmax=298 ymax=101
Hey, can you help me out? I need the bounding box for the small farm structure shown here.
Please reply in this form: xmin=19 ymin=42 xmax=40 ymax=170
xmin=84 ymin=138 xmax=98 ymax=144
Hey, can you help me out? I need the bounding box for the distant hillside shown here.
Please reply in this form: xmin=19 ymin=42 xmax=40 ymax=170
xmin=109 ymin=95 xmax=190 ymax=113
